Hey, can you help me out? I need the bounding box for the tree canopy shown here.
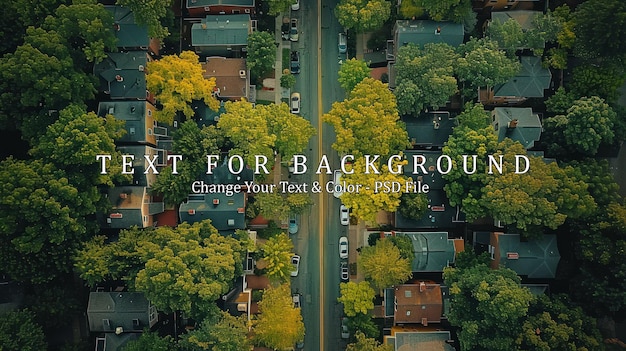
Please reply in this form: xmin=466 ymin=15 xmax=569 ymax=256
xmin=323 ymin=77 xmax=409 ymax=158
xmin=334 ymin=0 xmax=391 ymax=33
xmin=346 ymin=331 xmax=392 ymax=351
xmin=247 ymin=31 xmax=276 ymax=81
xmin=338 ymin=58 xmax=372 ymax=94
xmin=180 ymin=311 xmax=251 ymax=351
xmin=254 ymin=283 xmax=305 ymax=350
xmin=146 ymin=51 xmax=220 ymax=125
xmin=338 ymin=281 xmax=376 ymax=317
xmin=0 ymin=310 xmax=47 ymax=351
xmin=261 ymin=232 xmax=295 ymax=283
xmin=358 ymin=238 xmax=412 ymax=293
xmin=572 ymin=0 xmax=626 ymax=60
xmin=115 ymin=0 xmax=173 ymax=39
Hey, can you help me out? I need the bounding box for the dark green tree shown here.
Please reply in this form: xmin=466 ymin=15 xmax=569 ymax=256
xmin=398 ymin=192 xmax=429 ymax=221
xmin=180 ymin=311 xmax=251 ymax=351
xmin=346 ymin=331 xmax=391 ymax=351
xmin=0 ymin=310 xmax=47 ymax=351
xmin=334 ymin=0 xmax=391 ymax=33
xmin=346 ymin=315 xmax=380 ymax=342
xmin=573 ymin=0 xmax=626 ymax=60
xmin=569 ymin=64 xmax=626 ymax=104
xmin=444 ymin=251 xmax=533 ymax=351
xmin=388 ymin=235 xmax=415 ymax=263
xmin=247 ymin=31 xmax=276 ymax=81
xmin=115 ymin=0 xmax=173 ymax=39
xmin=122 ymin=332 xmax=176 ymax=351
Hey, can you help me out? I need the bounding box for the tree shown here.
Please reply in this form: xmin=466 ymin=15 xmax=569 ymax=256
xmin=345 ymin=314 xmax=380 ymax=341
xmin=338 ymin=281 xmax=376 ymax=317
xmin=544 ymin=96 xmax=617 ymax=156
xmin=416 ymin=0 xmax=473 ymax=23
xmin=486 ymin=12 xmax=561 ymax=57
xmin=398 ymin=192 xmax=428 ymax=221
xmin=0 ymin=159 xmax=91 ymax=283
xmin=358 ymin=239 xmax=412 ymax=293
xmin=254 ymin=284 xmax=305 ymax=350
xmin=286 ymin=193 xmax=313 ymax=215
xmin=346 ymin=331 xmax=392 ymax=351
xmin=334 ymin=0 xmax=391 ymax=33
xmin=42 ymin=0 xmax=117 ymax=64
xmin=147 ymin=51 xmax=219 ymax=124
xmin=280 ymin=72 xmax=296 ymax=89
xmin=261 ymin=233 xmax=295 ymax=283
xmin=518 ymin=294 xmax=604 ymax=351
xmin=247 ymin=31 xmax=276 ymax=81
xmin=394 ymin=43 xmax=459 ymax=115
xmin=115 ymin=0 xmax=173 ymax=39
xmin=0 ymin=310 xmax=47 ymax=351
xmin=338 ymin=58 xmax=372 ymax=94
xmin=399 ymin=0 xmax=424 ymax=19
xmin=339 ymin=159 xmax=409 ymax=224
xmin=267 ymin=0 xmax=296 ymax=16
xmin=573 ymin=0 xmax=626 ymax=60
xmin=485 ymin=18 xmax=525 ymax=57
xmin=456 ymin=37 xmax=520 ymax=95
xmin=152 ymin=122 xmax=226 ymax=205
xmin=444 ymin=252 xmax=534 ymax=351
xmin=569 ymin=64 xmax=626 ymax=104
xmin=388 ymin=235 xmax=415 ymax=263
xmin=265 ymin=103 xmax=316 ymax=160
xmin=323 ymin=78 xmax=409 ymax=158
xmin=0 ymin=30 xmax=95 ymax=140
xmin=122 ymin=332 xmax=176 ymax=351
xmin=564 ymin=159 xmax=621 ymax=207
xmin=75 ymin=221 xmax=247 ymax=320
xmin=180 ymin=311 xmax=251 ymax=351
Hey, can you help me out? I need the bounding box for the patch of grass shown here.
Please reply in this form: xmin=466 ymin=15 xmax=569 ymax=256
xmin=282 ymin=48 xmax=290 ymax=70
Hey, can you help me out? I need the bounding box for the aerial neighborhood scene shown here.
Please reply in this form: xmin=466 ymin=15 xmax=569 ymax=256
xmin=2 ymin=0 xmax=626 ymax=350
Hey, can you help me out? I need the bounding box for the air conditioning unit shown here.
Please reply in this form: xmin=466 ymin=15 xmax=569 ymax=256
xmin=138 ymin=65 xmax=144 ymax=71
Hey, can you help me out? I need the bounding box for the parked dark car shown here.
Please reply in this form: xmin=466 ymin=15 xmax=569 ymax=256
xmin=290 ymin=51 xmax=300 ymax=74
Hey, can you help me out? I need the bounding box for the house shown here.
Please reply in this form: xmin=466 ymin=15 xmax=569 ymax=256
xmin=202 ymin=57 xmax=250 ymax=101
xmin=404 ymin=111 xmax=457 ymax=149
xmin=193 ymin=99 xmax=226 ymax=126
xmin=179 ymin=192 xmax=246 ymax=232
xmin=474 ymin=0 xmax=542 ymax=13
xmin=393 ymin=282 xmax=444 ymax=326
xmin=102 ymin=186 xmax=165 ymax=229
xmin=191 ymin=14 xmax=251 ymax=56
xmin=384 ymin=329 xmax=456 ymax=351
xmin=97 ymin=101 xmax=161 ymax=146
xmin=87 ymin=292 xmax=158 ymax=333
xmin=376 ymin=232 xmax=464 ymax=272
xmin=94 ymin=51 xmax=152 ymax=101
xmin=473 ymin=231 xmax=561 ymax=278
xmin=105 ymin=6 xmax=149 ymax=51
xmin=201 ymin=162 xmax=254 ymax=185
xmin=492 ymin=107 xmax=542 ymax=149
xmin=387 ymin=20 xmax=464 ymax=61
xmin=479 ymin=56 xmax=551 ymax=105
xmin=490 ymin=10 xmax=542 ymax=31
xmin=116 ymin=145 xmax=166 ymax=187
xmin=186 ymin=0 xmax=255 ymax=17
xmin=95 ymin=333 xmax=140 ymax=351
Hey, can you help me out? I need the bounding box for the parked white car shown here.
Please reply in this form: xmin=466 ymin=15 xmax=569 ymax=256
xmin=291 ymin=254 xmax=300 ymax=277
xmin=340 ymin=205 xmax=349 ymax=226
xmin=339 ymin=237 xmax=348 ymax=259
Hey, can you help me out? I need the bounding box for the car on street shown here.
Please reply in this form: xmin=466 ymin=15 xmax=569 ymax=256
xmin=289 ymin=18 xmax=299 ymax=42
xmin=291 ymin=0 xmax=300 ymax=10
xmin=290 ymin=51 xmax=300 ymax=74
xmin=341 ymin=317 xmax=350 ymax=339
xmin=290 ymin=254 xmax=300 ymax=277
xmin=340 ymin=205 xmax=349 ymax=226
xmin=338 ymin=32 xmax=347 ymax=54
xmin=333 ymin=170 xmax=343 ymax=198
xmin=290 ymin=92 xmax=301 ymax=114
xmin=292 ymin=292 xmax=301 ymax=308
xmin=340 ymin=261 xmax=349 ymax=281
xmin=339 ymin=237 xmax=348 ymax=259
xmin=289 ymin=214 xmax=298 ymax=234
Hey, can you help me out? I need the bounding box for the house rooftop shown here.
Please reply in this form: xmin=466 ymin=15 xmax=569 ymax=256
xmin=395 ymin=20 xmax=464 ymax=48
xmin=492 ymin=107 xmax=542 ymax=149
xmin=493 ymin=56 xmax=551 ymax=98
xmin=191 ymin=14 xmax=250 ymax=47
xmin=105 ymin=5 xmax=149 ymax=49
xmin=179 ymin=192 xmax=246 ymax=232
xmin=202 ymin=57 xmax=248 ymax=100
xmin=491 ymin=10 xmax=542 ymax=31
xmin=394 ymin=283 xmax=443 ymax=325
xmin=94 ymin=51 xmax=148 ymax=100
xmin=385 ymin=330 xmax=456 ymax=351
xmin=403 ymin=111 xmax=457 ymax=148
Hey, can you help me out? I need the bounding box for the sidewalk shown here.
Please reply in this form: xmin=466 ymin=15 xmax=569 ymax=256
xmin=274 ymin=15 xmax=291 ymax=104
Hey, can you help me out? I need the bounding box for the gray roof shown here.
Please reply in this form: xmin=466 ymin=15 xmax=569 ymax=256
xmin=493 ymin=56 xmax=551 ymax=98
xmin=492 ymin=107 xmax=542 ymax=149
xmin=87 ymin=292 xmax=157 ymax=333
xmin=96 ymin=333 xmax=140 ymax=351
xmin=395 ymin=20 xmax=464 ymax=49
xmin=187 ymin=0 xmax=254 ymax=7
xmin=386 ymin=331 xmax=455 ymax=351
xmin=97 ymin=101 xmax=158 ymax=145
xmin=395 ymin=189 xmax=465 ymax=229
xmin=105 ymin=6 xmax=149 ymax=49
xmin=491 ymin=11 xmax=542 ymax=31
xmin=179 ymin=192 xmax=246 ymax=232
xmin=94 ymin=51 xmax=148 ymax=100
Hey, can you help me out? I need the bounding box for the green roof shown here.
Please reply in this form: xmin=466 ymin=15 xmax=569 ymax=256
xmin=105 ymin=6 xmax=149 ymax=49
xmin=494 ymin=56 xmax=551 ymax=98
xmin=495 ymin=233 xmax=560 ymax=279
xmin=179 ymin=192 xmax=246 ymax=232
xmin=191 ymin=14 xmax=250 ymax=48
xmin=492 ymin=107 xmax=542 ymax=149
xmin=403 ymin=112 xmax=457 ymax=147
xmin=395 ymin=20 xmax=464 ymax=48
xmin=97 ymin=101 xmax=156 ymax=144
xmin=395 ymin=189 xmax=465 ymax=229
xmin=96 ymin=333 xmax=140 ymax=351
xmin=403 ymin=150 xmax=445 ymax=190
xmin=94 ymin=51 xmax=148 ymax=99
xmin=387 ymin=331 xmax=455 ymax=351
xmin=398 ymin=232 xmax=457 ymax=272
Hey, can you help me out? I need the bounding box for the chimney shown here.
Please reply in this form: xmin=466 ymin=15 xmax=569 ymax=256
xmin=115 ymin=75 xmax=124 ymax=82
xmin=213 ymin=198 xmax=220 ymax=206
xmin=419 ymin=281 xmax=426 ymax=292
xmin=421 ymin=317 xmax=428 ymax=326
xmin=508 ymin=119 xmax=518 ymax=128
